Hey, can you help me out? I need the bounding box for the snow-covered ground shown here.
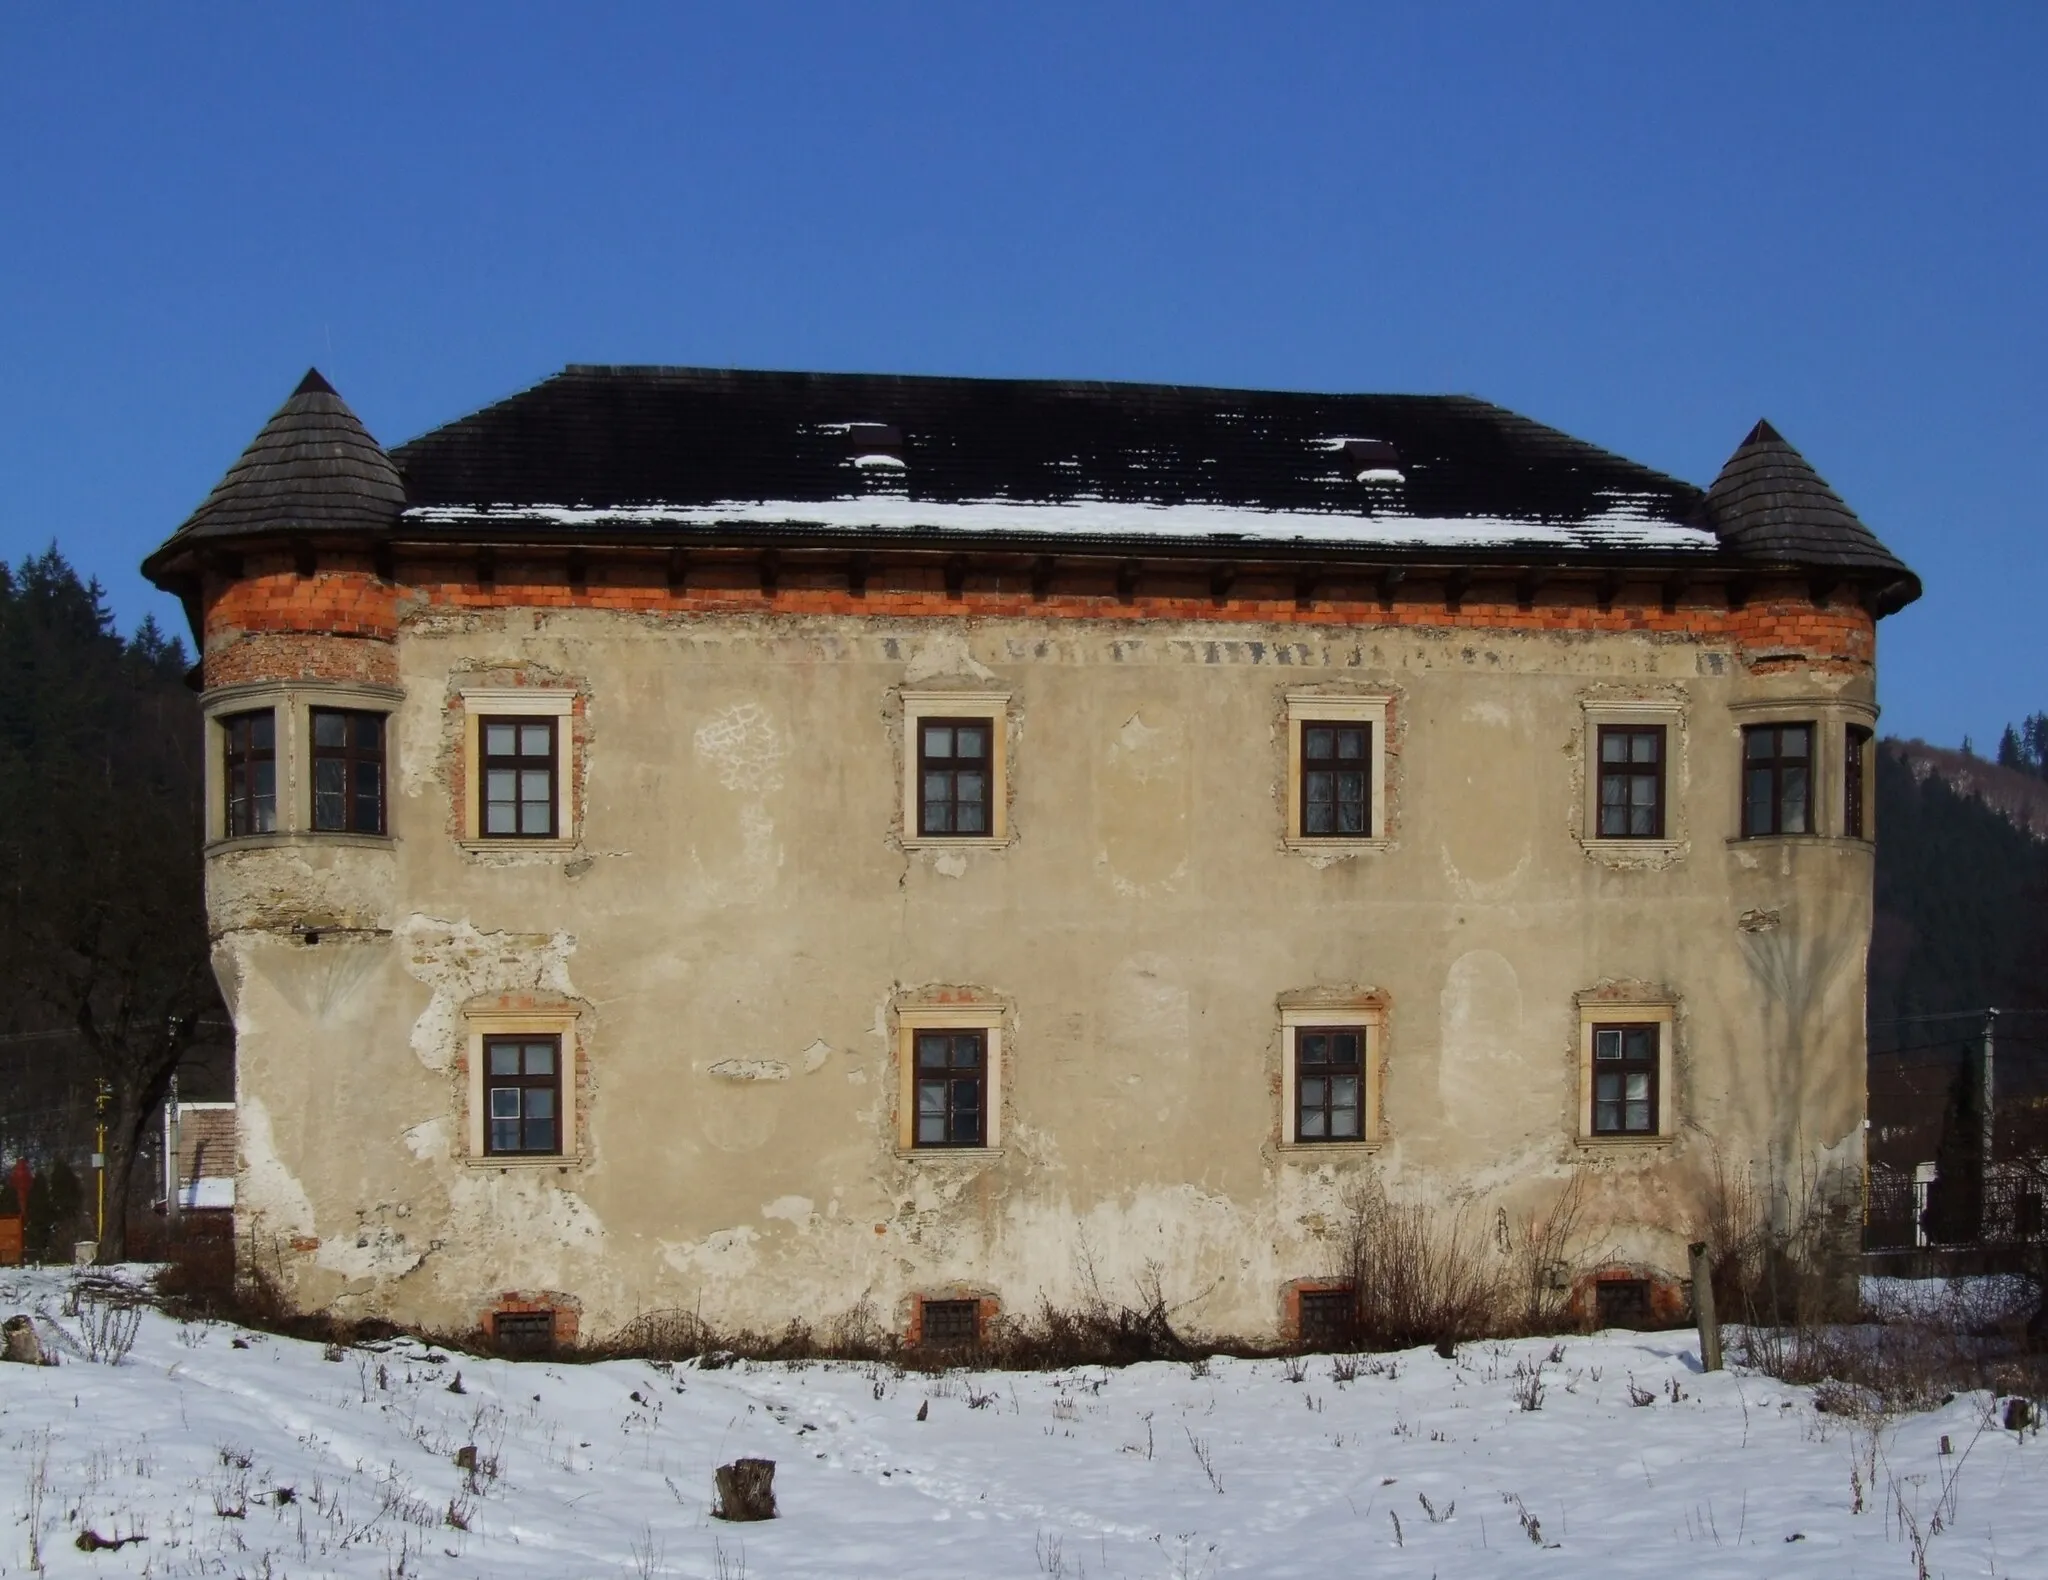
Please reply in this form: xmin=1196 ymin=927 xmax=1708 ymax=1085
xmin=1 ymin=1268 xmax=2041 ymax=1579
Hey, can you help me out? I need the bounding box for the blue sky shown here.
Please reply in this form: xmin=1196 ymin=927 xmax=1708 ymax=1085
xmin=2 ymin=5 xmax=2040 ymax=746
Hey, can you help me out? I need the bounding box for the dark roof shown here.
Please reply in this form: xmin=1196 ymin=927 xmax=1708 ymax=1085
xmin=1703 ymin=419 xmax=1917 ymax=592
xmin=145 ymin=366 xmax=1918 ymax=615
xmin=389 ymin=365 xmax=1712 ymax=560
xmin=146 ymin=369 xmax=404 ymax=571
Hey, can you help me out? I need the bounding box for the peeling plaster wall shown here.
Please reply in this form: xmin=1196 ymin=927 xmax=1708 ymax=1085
xmin=209 ymin=607 xmax=1874 ymax=1340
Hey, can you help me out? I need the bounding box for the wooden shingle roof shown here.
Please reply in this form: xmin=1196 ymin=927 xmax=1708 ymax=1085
xmin=1703 ymin=420 xmax=1917 ymax=588
xmin=147 ymin=369 xmax=403 ymax=571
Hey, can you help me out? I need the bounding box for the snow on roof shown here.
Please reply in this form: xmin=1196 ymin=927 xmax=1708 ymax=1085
xmin=177 ymin=1177 xmax=234 ymax=1211
xmin=404 ymin=496 xmax=1720 ymax=553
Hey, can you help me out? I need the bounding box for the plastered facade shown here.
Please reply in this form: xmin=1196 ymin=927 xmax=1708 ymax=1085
xmin=202 ymin=561 xmax=1877 ymax=1342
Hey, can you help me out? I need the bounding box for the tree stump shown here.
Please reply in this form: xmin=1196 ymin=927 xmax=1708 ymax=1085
xmin=713 ymin=1457 xmax=777 ymax=1521
xmin=2 ymin=1314 xmax=44 ymax=1366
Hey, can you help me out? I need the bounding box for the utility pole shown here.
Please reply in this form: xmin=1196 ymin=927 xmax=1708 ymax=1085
xmin=93 ymin=1078 xmax=111 ymax=1256
xmin=166 ymin=1074 xmax=181 ymax=1225
xmin=1982 ymin=1008 xmax=1999 ymax=1198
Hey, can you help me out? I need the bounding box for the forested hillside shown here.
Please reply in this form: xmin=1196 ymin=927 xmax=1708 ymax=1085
xmin=0 ymin=549 xmax=223 ymax=1253
xmin=1870 ymin=739 xmax=2048 ymax=1027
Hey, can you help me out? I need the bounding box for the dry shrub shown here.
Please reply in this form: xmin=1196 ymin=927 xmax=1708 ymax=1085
xmin=1338 ymin=1172 xmax=1509 ymax=1348
xmin=1699 ymin=1154 xmax=2048 ymax=1412
xmin=1694 ymin=1153 xmax=1862 ymax=1328
xmin=1739 ymin=1293 xmax=2046 ymax=1416
xmin=1502 ymin=1169 xmax=1597 ymax=1334
xmin=982 ymin=1266 xmax=1198 ymax=1369
xmin=1325 ymin=1168 xmax=1601 ymax=1349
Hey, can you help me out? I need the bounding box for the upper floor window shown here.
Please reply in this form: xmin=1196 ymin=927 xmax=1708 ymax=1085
xmin=311 ymin=708 xmax=386 ymax=834
xmin=1300 ymin=723 xmax=1370 ymax=837
xmin=1596 ymin=725 xmax=1665 ymax=839
xmin=918 ymin=719 xmax=992 ymax=837
xmin=1844 ymin=724 xmax=1873 ymax=840
xmin=222 ymin=710 xmax=276 ymax=837
xmin=1742 ymin=722 xmax=1812 ymax=836
xmin=481 ymin=717 xmax=557 ymax=839
xmin=899 ymin=691 xmax=1010 ymax=847
xmin=1283 ymin=693 xmax=1389 ymax=849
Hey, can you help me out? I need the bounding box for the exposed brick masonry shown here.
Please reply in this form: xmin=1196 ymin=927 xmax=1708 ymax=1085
xmin=200 ymin=552 xmax=1876 ymax=684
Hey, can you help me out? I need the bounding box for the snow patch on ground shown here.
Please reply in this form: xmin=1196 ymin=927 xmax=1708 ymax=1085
xmin=0 ymin=1266 xmax=2040 ymax=1579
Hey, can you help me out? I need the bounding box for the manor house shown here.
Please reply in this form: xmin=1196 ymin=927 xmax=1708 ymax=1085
xmin=143 ymin=366 xmax=1918 ymax=1346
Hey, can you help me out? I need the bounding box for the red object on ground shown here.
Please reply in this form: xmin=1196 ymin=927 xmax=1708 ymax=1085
xmin=5 ymin=1159 xmax=27 ymax=1210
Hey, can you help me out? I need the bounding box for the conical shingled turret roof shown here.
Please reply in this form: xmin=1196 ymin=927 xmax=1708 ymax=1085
xmin=1703 ymin=420 xmax=1918 ymax=607
xmin=157 ymin=369 xmax=404 ymax=552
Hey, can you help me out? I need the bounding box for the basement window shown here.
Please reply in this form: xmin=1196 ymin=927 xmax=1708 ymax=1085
xmin=1595 ymin=1279 xmax=1652 ymax=1331
xmin=492 ymin=1310 xmax=555 ymax=1354
xmin=1296 ymin=1286 xmax=1357 ymax=1349
xmin=918 ymin=1299 xmax=981 ymax=1349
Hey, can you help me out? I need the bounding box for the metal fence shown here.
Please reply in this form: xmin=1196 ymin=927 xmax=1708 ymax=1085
xmin=1865 ymin=1162 xmax=2048 ymax=1251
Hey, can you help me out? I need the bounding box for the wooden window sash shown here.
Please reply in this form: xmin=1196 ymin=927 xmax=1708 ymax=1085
xmin=1844 ymin=724 xmax=1872 ymax=840
xmin=1741 ymin=722 xmax=1813 ymax=837
xmin=479 ymin=715 xmax=558 ymax=840
xmin=1300 ymin=721 xmax=1371 ymax=838
xmin=483 ymin=1033 xmax=563 ymax=1155
xmin=1293 ymin=1025 xmax=1367 ymax=1142
xmin=1595 ymin=724 xmax=1666 ymax=839
xmin=916 ymin=717 xmax=994 ymax=838
xmin=1590 ymin=1022 xmax=1659 ymax=1136
xmin=913 ymin=1029 xmax=987 ymax=1147
xmin=222 ymin=709 xmax=277 ymax=838
xmin=311 ymin=707 xmax=386 ymax=835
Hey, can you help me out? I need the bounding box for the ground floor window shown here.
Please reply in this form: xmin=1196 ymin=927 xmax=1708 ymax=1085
xmin=485 ymin=1034 xmax=562 ymax=1155
xmin=915 ymin=1030 xmax=987 ymax=1147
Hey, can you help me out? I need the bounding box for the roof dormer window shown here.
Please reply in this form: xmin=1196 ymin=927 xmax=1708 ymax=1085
xmin=846 ymin=422 xmax=906 ymax=469
xmin=1339 ymin=438 xmax=1404 ymax=484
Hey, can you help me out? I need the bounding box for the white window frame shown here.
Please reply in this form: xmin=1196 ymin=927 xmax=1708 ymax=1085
xmin=900 ymin=691 xmax=1011 ymax=849
xmin=1283 ymin=692 xmax=1390 ymax=852
xmin=1278 ymin=1003 xmax=1384 ymax=1151
xmin=1575 ymin=995 xmax=1677 ymax=1146
xmin=894 ymin=1001 xmax=1005 ymax=1156
xmin=459 ymin=687 xmax=578 ymax=850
